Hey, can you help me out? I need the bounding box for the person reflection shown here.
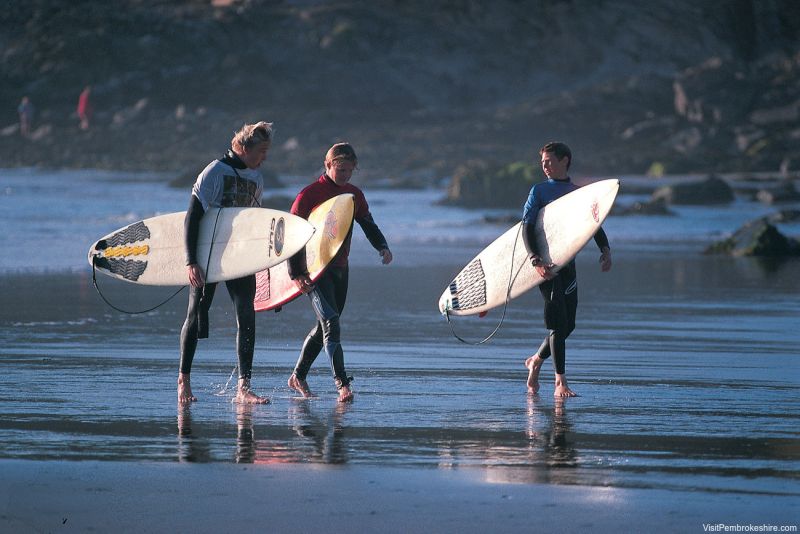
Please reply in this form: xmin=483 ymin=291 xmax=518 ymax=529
xmin=235 ymin=402 xmax=257 ymax=464
xmin=526 ymin=396 xmax=577 ymax=472
xmin=547 ymin=397 xmax=576 ymax=468
xmin=177 ymin=404 xmax=211 ymax=463
xmin=289 ymin=401 xmax=349 ymax=465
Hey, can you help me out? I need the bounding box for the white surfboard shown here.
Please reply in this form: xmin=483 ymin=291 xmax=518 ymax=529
xmin=88 ymin=208 xmax=315 ymax=286
xmin=439 ymin=179 xmax=619 ymax=316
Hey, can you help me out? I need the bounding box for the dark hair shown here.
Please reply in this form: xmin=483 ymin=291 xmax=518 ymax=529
xmin=539 ymin=142 xmax=572 ymax=169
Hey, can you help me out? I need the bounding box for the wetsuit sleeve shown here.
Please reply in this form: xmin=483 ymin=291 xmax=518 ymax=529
xmin=356 ymin=213 xmax=389 ymax=252
xmin=287 ymin=191 xmax=310 ymax=279
xmin=287 ymin=249 xmax=308 ymax=279
xmin=521 ymin=186 xmax=541 ymax=257
xmin=184 ymin=194 xmax=205 ymax=265
xmin=593 ymin=227 xmax=610 ymax=250
xmin=522 ymin=221 xmax=540 ymax=257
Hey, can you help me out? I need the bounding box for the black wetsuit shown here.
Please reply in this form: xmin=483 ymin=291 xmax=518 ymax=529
xmin=179 ymin=151 xmax=264 ymax=380
xmin=522 ymin=177 xmax=609 ymax=375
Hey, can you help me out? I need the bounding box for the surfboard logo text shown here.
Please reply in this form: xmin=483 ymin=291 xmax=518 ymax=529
xmin=268 ymin=217 xmax=285 ymax=257
xmin=324 ymin=210 xmax=338 ymax=239
xmin=591 ymin=201 xmax=600 ymax=223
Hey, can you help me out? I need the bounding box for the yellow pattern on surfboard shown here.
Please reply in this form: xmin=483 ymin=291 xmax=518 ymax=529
xmin=101 ymin=244 xmax=150 ymax=258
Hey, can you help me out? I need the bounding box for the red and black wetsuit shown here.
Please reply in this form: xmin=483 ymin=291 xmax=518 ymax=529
xmin=288 ymin=174 xmax=389 ymax=389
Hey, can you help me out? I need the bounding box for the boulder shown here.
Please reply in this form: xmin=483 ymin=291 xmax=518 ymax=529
xmin=766 ymin=209 xmax=800 ymax=223
xmin=442 ymin=160 xmax=534 ymax=209
xmin=705 ymin=218 xmax=800 ymax=256
xmin=755 ymin=181 xmax=800 ymax=204
xmin=611 ymin=197 xmax=674 ymax=216
xmin=651 ymin=175 xmax=734 ymax=205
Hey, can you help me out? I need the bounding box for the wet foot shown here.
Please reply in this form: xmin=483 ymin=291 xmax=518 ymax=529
xmin=235 ymin=378 xmax=270 ymax=404
xmin=337 ymin=385 xmax=354 ymax=403
xmin=554 ymin=376 xmax=577 ymax=398
xmin=288 ymin=374 xmax=315 ymax=398
xmin=178 ymin=373 xmax=197 ymax=403
xmin=525 ymin=355 xmax=543 ymax=394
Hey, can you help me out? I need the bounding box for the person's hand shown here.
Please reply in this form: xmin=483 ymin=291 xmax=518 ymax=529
xmin=535 ymin=263 xmax=556 ymax=279
xmin=599 ymin=247 xmax=612 ymax=272
xmin=293 ymin=274 xmax=314 ymax=294
xmin=187 ymin=264 xmax=205 ymax=288
xmin=530 ymin=255 xmax=555 ymax=280
xmin=379 ymin=248 xmax=393 ymax=265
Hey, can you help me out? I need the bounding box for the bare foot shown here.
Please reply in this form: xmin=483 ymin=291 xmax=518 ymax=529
xmin=235 ymin=378 xmax=270 ymax=404
xmin=288 ymin=374 xmax=315 ymax=398
xmin=178 ymin=373 xmax=197 ymax=403
xmin=337 ymin=385 xmax=354 ymax=403
xmin=525 ymin=355 xmax=543 ymax=394
xmin=554 ymin=374 xmax=577 ymax=397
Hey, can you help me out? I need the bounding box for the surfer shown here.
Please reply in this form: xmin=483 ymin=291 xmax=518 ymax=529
xmin=287 ymin=143 xmax=392 ymax=402
xmin=178 ymin=121 xmax=274 ymax=404
xmin=522 ymin=142 xmax=612 ymax=397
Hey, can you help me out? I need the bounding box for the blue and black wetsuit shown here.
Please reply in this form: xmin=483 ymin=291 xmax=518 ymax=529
xmin=521 ymin=177 xmax=609 ymax=374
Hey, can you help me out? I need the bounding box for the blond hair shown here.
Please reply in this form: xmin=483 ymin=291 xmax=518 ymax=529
xmin=232 ymin=121 xmax=273 ymax=152
xmin=325 ymin=142 xmax=358 ymax=167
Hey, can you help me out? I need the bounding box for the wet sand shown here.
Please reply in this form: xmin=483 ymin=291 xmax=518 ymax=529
xmin=2 ymin=460 xmax=797 ymax=533
xmin=1 ymin=250 xmax=799 ymax=531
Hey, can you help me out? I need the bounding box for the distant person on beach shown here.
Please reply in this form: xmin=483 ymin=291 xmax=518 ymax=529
xmin=179 ymin=121 xmax=274 ymax=404
xmin=287 ymin=142 xmax=392 ymax=402
xmin=523 ymin=142 xmax=612 ymax=397
xmin=77 ymin=85 xmax=92 ymax=130
xmin=18 ymin=96 xmax=34 ymax=137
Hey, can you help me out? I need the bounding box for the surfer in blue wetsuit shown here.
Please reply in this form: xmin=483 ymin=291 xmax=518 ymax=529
xmin=287 ymin=143 xmax=392 ymax=403
xmin=178 ymin=121 xmax=274 ymax=405
xmin=522 ymin=142 xmax=612 ymax=398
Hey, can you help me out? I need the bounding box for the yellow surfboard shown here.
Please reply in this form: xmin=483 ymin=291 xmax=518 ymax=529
xmin=254 ymin=194 xmax=355 ymax=311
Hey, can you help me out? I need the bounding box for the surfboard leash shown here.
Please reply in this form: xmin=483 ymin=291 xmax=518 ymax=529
xmin=91 ymin=258 xmax=186 ymax=314
xmin=445 ymin=223 xmax=526 ymax=345
xmin=90 ymin=205 xmax=227 ymax=315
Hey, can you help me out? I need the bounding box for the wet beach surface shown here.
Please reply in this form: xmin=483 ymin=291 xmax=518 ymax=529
xmin=1 ymin=169 xmax=799 ymax=529
xmin=1 ymin=252 xmax=798 ymax=499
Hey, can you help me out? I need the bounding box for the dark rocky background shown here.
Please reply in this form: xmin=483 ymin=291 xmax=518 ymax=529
xmin=2 ymin=0 xmax=799 ymax=186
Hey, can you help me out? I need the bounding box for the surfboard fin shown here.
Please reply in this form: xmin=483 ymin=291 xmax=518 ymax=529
xmin=479 ymin=311 xmax=488 ymax=318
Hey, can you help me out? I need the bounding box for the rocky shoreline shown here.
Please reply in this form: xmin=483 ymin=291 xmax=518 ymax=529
xmin=3 ymin=1 xmax=799 ymax=187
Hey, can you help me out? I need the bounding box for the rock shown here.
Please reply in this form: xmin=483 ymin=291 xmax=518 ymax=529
xmin=611 ymin=197 xmax=674 ymax=216
xmin=765 ymin=209 xmax=800 ymax=223
xmin=651 ymin=175 xmax=734 ymax=205
xmin=441 ymin=160 xmax=534 ymax=209
xmin=705 ymin=218 xmax=800 ymax=256
xmin=755 ymin=181 xmax=800 ymax=204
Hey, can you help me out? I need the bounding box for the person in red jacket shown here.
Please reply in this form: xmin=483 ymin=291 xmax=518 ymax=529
xmin=287 ymin=143 xmax=392 ymax=402
xmin=77 ymin=85 xmax=92 ymax=130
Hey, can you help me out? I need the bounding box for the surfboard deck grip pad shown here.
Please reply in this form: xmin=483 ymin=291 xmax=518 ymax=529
xmin=449 ymin=259 xmax=487 ymax=311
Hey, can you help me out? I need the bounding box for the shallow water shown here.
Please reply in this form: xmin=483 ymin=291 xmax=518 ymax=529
xmin=0 ymin=169 xmax=799 ymax=498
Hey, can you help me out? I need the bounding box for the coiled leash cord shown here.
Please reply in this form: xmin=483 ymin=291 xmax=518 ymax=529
xmin=445 ymin=224 xmax=528 ymax=345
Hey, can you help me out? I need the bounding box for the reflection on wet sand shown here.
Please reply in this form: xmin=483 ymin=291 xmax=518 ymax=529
xmin=484 ymin=397 xmax=579 ymax=485
xmin=177 ymin=405 xmax=211 ymax=463
xmin=234 ymin=401 xmax=349 ymax=465
xmin=288 ymin=401 xmax=350 ymax=465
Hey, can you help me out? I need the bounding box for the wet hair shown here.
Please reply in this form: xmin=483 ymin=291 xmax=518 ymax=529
xmin=539 ymin=141 xmax=572 ymax=169
xmin=231 ymin=121 xmax=273 ymax=152
xmin=325 ymin=142 xmax=358 ymax=167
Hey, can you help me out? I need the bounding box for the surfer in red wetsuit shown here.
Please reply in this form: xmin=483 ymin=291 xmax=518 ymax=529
xmin=178 ymin=121 xmax=274 ymax=405
xmin=287 ymin=143 xmax=392 ymax=402
xmin=522 ymin=142 xmax=612 ymax=398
